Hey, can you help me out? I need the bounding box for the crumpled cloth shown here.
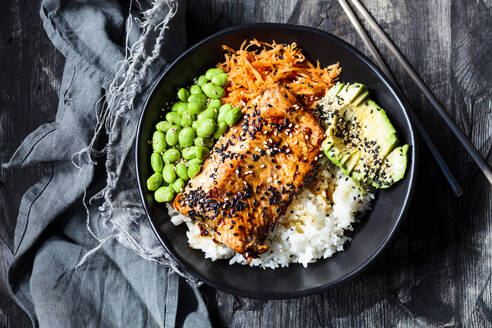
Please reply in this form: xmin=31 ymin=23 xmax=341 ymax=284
xmin=4 ymin=0 xmax=211 ymax=327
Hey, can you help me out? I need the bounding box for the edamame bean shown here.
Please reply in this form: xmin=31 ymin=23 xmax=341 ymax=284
xmin=178 ymin=104 xmax=188 ymax=116
xmin=182 ymin=146 xmax=197 ymax=160
xmin=172 ymin=102 xmax=187 ymax=115
xmin=196 ymin=146 xmax=210 ymax=161
xmin=180 ymin=111 xmax=195 ymax=127
xmin=156 ymin=121 xmax=172 ymax=132
xmin=178 ymin=127 xmax=196 ymax=147
xmin=162 ymin=148 xmax=181 ymax=163
xmin=187 ymin=102 xmax=203 ymax=115
xmin=146 ymin=172 xmax=163 ymax=191
xmin=207 ymin=99 xmax=222 ymax=110
xmin=171 ymin=178 xmax=185 ymax=193
xmin=213 ymin=122 xmax=228 ymax=139
xmin=217 ymin=104 xmax=232 ymax=123
xmin=166 ymin=112 xmax=181 ymax=125
xmin=190 ymin=85 xmax=202 ymax=95
xmin=154 ymin=186 xmax=174 ymax=203
xmin=211 ymin=73 xmax=228 ymax=86
xmin=197 ymin=75 xmax=208 ymax=87
xmin=191 ymin=120 xmax=198 ymax=131
xmin=202 ymin=83 xmax=225 ymax=99
xmin=162 ymin=163 xmax=177 ymax=184
xmin=197 ymin=107 xmax=218 ymax=121
xmin=152 ymin=131 xmax=166 ymax=152
xmin=177 ymin=88 xmax=190 ymax=102
xmin=188 ymin=158 xmax=204 ymax=165
xmin=150 ymin=152 xmax=164 ymax=172
xmin=165 ymin=126 xmax=180 ymax=146
xmin=188 ymin=94 xmax=208 ymax=105
xmin=194 ymin=137 xmax=214 ymax=148
xmin=205 ymin=68 xmax=224 ymax=80
xmin=197 ymin=118 xmax=217 ymax=138
xmin=225 ymin=107 xmax=242 ymax=126
xmin=175 ymin=162 xmax=189 ymax=180
xmin=187 ymin=162 xmax=201 ymax=179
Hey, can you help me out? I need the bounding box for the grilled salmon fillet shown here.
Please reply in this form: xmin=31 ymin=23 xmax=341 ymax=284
xmin=173 ymin=85 xmax=324 ymax=257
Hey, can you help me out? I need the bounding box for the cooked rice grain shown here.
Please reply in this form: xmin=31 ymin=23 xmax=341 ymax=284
xmin=168 ymin=158 xmax=373 ymax=268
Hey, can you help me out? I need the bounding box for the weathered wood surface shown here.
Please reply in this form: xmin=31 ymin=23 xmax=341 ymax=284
xmin=0 ymin=1 xmax=63 ymax=327
xmin=1 ymin=0 xmax=490 ymax=327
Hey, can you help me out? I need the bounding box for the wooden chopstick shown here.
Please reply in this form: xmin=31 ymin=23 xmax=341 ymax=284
xmin=347 ymin=0 xmax=492 ymax=186
xmin=337 ymin=0 xmax=463 ymax=196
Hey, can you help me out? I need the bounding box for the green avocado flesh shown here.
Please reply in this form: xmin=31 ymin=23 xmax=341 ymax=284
xmin=372 ymin=144 xmax=409 ymax=188
xmin=321 ymin=82 xmax=408 ymax=188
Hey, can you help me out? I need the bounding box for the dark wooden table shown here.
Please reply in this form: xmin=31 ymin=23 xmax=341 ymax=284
xmin=1 ymin=1 xmax=491 ymax=327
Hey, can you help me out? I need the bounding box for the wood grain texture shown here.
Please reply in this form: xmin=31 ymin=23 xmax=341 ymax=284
xmin=1 ymin=0 xmax=490 ymax=327
xmin=0 ymin=1 xmax=63 ymax=327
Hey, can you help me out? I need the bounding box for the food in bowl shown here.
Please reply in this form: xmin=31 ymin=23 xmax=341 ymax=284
xmin=146 ymin=40 xmax=408 ymax=268
xmin=174 ymin=84 xmax=325 ymax=256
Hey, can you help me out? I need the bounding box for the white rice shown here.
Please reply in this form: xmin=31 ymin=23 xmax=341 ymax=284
xmin=167 ymin=158 xmax=373 ymax=269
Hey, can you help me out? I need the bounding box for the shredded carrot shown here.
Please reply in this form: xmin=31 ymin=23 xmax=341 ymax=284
xmin=217 ymin=40 xmax=341 ymax=108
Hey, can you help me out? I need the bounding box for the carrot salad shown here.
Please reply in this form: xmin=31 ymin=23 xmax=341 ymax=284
xmin=217 ymin=39 xmax=341 ymax=108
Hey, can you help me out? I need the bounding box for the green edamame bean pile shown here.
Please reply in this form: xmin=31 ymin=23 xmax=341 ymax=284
xmin=147 ymin=68 xmax=242 ymax=203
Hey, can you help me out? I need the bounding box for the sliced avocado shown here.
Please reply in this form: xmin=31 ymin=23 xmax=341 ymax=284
xmin=325 ymin=82 xmax=345 ymax=100
xmin=337 ymin=83 xmax=366 ymax=104
xmin=322 ymin=82 xmax=405 ymax=188
xmin=349 ymin=99 xmax=398 ymax=183
xmin=352 ymin=90 xmax=369 ymax=106
xmin=371 ymin=144 xmax=409 ymax=188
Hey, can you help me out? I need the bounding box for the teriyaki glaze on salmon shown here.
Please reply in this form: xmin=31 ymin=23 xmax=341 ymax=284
xmin=173 ymin=85 xmax=324 ymax=258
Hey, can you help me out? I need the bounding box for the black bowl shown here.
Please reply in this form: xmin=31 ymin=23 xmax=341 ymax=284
xmin=136 ymin=23 xmax=417 ymax=299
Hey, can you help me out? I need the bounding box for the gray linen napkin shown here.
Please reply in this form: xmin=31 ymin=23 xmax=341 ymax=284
xmin=4 ymin=0 xmax=211 ymax=327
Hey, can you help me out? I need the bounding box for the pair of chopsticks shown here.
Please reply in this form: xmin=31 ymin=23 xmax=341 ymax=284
xmin=337 ymin=0 xmax=492 ymax=196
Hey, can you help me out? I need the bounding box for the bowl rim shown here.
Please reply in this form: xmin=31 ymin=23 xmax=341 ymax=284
xmin=136 ymin=22 xmax=418 ymax=299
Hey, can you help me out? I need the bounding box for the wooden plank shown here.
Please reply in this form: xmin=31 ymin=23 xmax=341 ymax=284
xmin=1 ymin=0 xmax=490 ymax=327
xmin=450 ymin=1 xmax=492 ymax=326
xmin=0 ymin=1 xmax=63 ymax=327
